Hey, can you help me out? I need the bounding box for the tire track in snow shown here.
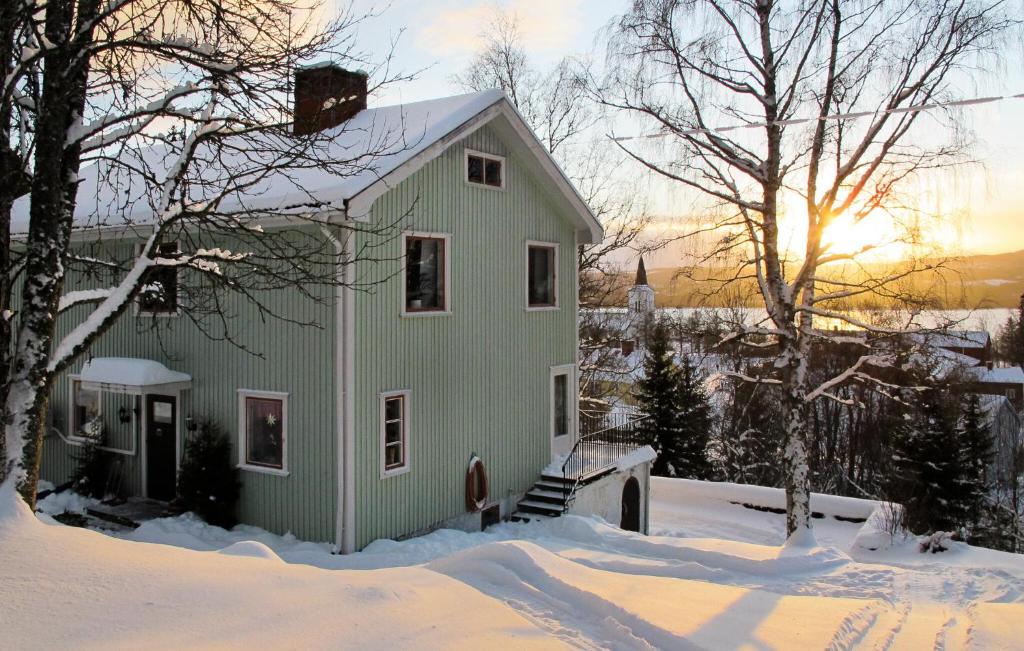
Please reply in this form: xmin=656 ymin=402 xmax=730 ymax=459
xmin=428 ymin=541 xmax=700 ymax=650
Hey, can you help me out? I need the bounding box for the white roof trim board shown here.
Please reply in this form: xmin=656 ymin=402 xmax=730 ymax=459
xmin=12 ymin=90 xmax=603 ymax=244
xmin=79 ymin=357 xmax=192 ymax=394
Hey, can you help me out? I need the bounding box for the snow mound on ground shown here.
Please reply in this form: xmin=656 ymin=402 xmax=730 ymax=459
xmin=4 ymin=503 xmax=563 ymax=649
xmin=518 ymin=514 xmax=851 ymax=577
xmin=36 ymin=490 xmax=98 ymax=516
xmin=0 ymin=479 xmax=35 ymax=527
xmin=127 ymin=512 xmax=331 ymax=557
xmin=218 ymin=540 xmax=282 ymax=561
xmin=852 ymin=504 xmax=905 ymax=552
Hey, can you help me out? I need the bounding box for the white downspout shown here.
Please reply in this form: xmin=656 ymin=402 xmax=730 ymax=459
xmin=322 ymin=222 xmax=357 ymax=554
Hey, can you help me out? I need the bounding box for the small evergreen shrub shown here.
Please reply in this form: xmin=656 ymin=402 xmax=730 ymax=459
xmin=176 ymin=419 xmax=240 ymax=528
xmin=71 ymin=419 xmax=110 ymax=499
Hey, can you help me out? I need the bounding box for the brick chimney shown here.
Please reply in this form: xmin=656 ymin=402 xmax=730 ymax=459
xmin=293 ymin=63 xmax=368 ymax=136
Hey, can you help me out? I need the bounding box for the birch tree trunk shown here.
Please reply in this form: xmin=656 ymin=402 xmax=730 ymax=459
xmin=594 ymin=0 xmax=1015 ymax=541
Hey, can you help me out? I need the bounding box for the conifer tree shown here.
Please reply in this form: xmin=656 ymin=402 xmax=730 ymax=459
xmin=959 ymin=393 xmax=994 ymax=510
xmin=177 ymin=420 xmax=240 ymax=528
xmin=633 ymin=320 xmax=681 ymax=477
xmin=674 ymin=355 xmax=713 ymax=479
xmin=888 ymin=387 xmax=967 ymax=534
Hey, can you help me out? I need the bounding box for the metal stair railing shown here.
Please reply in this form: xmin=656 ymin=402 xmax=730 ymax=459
xmin=560 ymin=411 xmax=649 ymax=512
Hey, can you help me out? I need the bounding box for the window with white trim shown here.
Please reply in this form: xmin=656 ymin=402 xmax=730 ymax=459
xmin=465 ymin=150 xmax=504 ymax=188
xmin=138 ymin=241 xmax=180 ymax=315
xmin=71 ymin=379 xmax=101 ymax=439
xmin=527 ymin=243 xmax=558 ymax=308
xmin=404 ymin=234 xmax=448 ymax=313
xmin=238 ymin=390 xmax=288 ymax=474
xmin=380 ymin=391 xmax=409 ymax=476
xmin=552 ymin=370 xmax=571 ymax=438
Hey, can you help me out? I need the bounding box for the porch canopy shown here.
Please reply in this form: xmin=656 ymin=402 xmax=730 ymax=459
xmin=79 ymin=357 xmax=191 ymax=395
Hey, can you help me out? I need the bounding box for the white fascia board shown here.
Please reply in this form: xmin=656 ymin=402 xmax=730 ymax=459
xmin=491 ymin=103 xmax=604 ymax=244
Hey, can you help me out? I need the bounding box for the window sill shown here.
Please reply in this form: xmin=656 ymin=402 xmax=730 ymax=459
xmin=380 ymin=465 xmax=411 ymax=479
xmin=526 ymin=305 xmax=560 ymax=312
xmin=238 ymin=463 xmax=290 ymax=477
xmin=465 ymin=180 xmax=505 ymax=192
xmin=401 ymin=309 xmax=452 ymax=318
xmin=136 ymin=310 xmax=182 ymax=318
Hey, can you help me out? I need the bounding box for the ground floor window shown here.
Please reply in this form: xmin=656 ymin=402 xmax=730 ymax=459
xmin=551 ymin=365 xmax=575 ymax=439
xmin=380 ymin=390 xmax=410 ymax=477
xmin=238 ymin=390 xmax=288 ymax=475
xmin=71 ymin=379 xmax=102 ymax=439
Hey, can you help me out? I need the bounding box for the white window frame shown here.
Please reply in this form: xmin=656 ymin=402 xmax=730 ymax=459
xmin=525 ymin=240 xmax=559 ymax=311
xmin=379 ymin=390 xmax=411 ymax=478
xmin=60 ymin=376 xmax=139 ymax=456
xmin=401 ymin=231 xmax=452 ymax=317
xmin=135 ymin=241 xmax=182 ymax=318
xmin=550 ymin=364 xmax=577 ymax=440
xmin=66 ymin=376 xmax=102 ymax=444
xmin=464 ymin=148 xmax=505 ymax=190
xmin=237 ymin=389 xmax=290 ymax=477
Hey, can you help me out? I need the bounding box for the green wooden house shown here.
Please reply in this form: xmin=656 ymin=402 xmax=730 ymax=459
xmin=27 ymin=65 xmax=651 ymax=552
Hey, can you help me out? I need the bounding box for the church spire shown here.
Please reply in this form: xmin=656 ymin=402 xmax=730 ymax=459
xmin=634 ymin=256 xmax=649 ymax=286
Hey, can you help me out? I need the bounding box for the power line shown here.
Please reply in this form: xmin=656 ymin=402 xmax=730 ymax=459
xmin=611 ymin=92 xmax=1024 ymax=142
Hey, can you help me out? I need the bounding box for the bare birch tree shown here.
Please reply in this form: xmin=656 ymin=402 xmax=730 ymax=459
xmin=593 ymin=0 xmax=1016 ymax=541
xmin=454 ymin=12 xmax=657 ymax=406
xmin=2 ymin=0 xmax=412 ymax=504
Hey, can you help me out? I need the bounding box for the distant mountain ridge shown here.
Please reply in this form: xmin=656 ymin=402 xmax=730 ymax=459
xmin=632 ymin=249 xmax=1024 ymax=309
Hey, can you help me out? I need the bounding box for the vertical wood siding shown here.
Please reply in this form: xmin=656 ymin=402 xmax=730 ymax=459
xmin=39 ymin=235 xmax=338 ymax=542
xmin=353 ymin=125 xmax=577 ymax=548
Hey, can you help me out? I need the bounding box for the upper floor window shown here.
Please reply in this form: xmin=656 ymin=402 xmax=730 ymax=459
xmin=404 ymin=233 xmax=449 ymax=315
xmin=526 ymin=242 xmax=558 ymax=309
xmin=138 ymin=241 xmax=180 ymax=315
xmin=465 ymin=150 xmax=504 ymax=189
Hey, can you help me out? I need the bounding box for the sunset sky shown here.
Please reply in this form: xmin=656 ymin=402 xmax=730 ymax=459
xmin=343 ymin=0 xmax=1024 ymax=259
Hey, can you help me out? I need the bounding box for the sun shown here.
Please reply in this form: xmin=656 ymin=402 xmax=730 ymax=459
xmin=777 ymin=192 xmax=958 ymax=263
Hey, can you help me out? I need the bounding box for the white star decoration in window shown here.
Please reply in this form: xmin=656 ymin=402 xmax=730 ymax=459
xmin=266 ymin=414 xmax=277 ymax=427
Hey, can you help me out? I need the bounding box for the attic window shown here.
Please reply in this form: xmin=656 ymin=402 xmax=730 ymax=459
xmin=466 ymin=150 xmax=504 ymax=188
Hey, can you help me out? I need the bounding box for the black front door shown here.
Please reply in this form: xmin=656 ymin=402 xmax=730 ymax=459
xmin=620 ymin=477 xmax=641 ymax=532
xmin=146 ymin=395 xmax=177 ymax=501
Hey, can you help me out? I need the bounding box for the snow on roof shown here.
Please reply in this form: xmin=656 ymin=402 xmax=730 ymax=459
xmin=914 ymin=330 xmax=991 ymax=350
xmin=11 ymin=89 xmax=603 ymax=242
xmin=968 ymin=365 xmax=1024 ymax=385
xmin=79 ymin=357 xmax=191 ymax=390
xmin=12 ymin=90 xmax=505 ymax=233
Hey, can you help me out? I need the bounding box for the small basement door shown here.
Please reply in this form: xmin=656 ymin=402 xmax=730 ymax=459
xmin=620 ymin=476 xmax=641 ymax=532
xmin=145 ymin=395 xmax=177 ymax=501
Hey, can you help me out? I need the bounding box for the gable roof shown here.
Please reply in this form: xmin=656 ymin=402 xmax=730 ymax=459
xmin=11 ymin=90 xmax=603 ymax=243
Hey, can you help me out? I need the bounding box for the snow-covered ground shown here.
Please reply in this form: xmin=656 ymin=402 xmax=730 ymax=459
xmin=4 ymin=478 xmax=1024 ymax=649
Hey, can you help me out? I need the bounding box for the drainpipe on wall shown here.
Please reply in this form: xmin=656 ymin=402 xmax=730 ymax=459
xmin=322 ymin=220 xmax=357 ymax=554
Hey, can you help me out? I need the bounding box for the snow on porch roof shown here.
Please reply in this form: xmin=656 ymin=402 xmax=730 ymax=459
xmin=79 ymin=357 xmax=191 ymax=393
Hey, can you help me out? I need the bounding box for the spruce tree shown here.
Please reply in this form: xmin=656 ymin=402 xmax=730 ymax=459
xmin=958 ymin=393 xmax=995 ymax=536
xmin=888 ymin=387 xmax=967 ymax=534
xmin=675 ymin=354 xmax=713 ymax=479
xmin=634 ymin=320 xmax=681 ymax=477
xmin=176 ymin=420 xmax=240 ymax=528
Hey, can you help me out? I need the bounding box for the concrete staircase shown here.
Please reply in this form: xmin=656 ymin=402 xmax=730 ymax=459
xmin=510 ymin=473 xmax=573 ymax=522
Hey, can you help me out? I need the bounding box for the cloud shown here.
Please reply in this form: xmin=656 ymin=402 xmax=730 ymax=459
xmin=413 ymin=0 xmax=584 ymax=57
